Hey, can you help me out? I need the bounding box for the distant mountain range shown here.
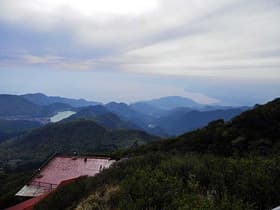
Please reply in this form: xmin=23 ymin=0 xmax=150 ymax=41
xmin=22 ymin=93 xmax=100 ymax=107
xmin=125 ymin=97 xmax=280 ymax=157
xmin=152 ymin=107 xmax=248 ymax=136
xmin=0 ymin=94 xmax=43 ymax=117
xmin=0 ymin=93 xmax=249 ymax=139
xmin=0 ymin=94 xmax=73 ymax=117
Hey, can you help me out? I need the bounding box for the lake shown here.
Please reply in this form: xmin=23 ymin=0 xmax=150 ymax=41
xmin=50 ymin=111 xmax=76 ymax=123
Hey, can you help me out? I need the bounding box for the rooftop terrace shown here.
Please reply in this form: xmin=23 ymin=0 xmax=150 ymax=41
xmin=16 ymin=156 xmax=115 ymax=197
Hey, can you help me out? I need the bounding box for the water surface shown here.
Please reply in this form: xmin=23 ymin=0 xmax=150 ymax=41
xmin=50 ymin=111 xmax=76 ymax=123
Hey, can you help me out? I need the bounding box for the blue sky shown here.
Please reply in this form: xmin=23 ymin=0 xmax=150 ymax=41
xmin=0 ymin=0 xmax=279 ymax=105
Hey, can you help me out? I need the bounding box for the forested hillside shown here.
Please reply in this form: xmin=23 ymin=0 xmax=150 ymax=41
xmin=0 ymin=120 xmax=158 ymax=170
xmin=34 ymin=98 xmax=280 ymax=210
xmin=0 ymin=119 xmax=41 ymax=143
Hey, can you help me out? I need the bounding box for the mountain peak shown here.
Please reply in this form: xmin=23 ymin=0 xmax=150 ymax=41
xmin=106 ymin=102 xmax=128 ymax=107
xmin=136 ymin=96 xmax=201 ymax=110
xmin=22 ymin=93 xmax=47 ymax=97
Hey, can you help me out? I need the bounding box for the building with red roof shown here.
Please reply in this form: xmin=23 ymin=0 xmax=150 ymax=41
xmin=6 ymin=155 xmax=115 ymax=210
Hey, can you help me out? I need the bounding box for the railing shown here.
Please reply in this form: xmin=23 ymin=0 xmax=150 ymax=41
xmin=14 ymin=153 xmax=59 ymax=196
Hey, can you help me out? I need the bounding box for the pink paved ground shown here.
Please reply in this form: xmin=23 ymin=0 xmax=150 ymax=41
xmin=31 ymin=156 xmax=114 ymax=185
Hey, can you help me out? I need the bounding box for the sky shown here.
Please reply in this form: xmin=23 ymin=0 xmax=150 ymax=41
xmin=0 ymin=0 xmax=279 ymax=105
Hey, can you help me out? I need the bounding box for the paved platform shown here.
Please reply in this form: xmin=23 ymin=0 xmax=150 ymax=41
xmin=15 ymin=184 xmax=51 ymax=197
xmin=16 ymin=156 xmax=115 ymax=197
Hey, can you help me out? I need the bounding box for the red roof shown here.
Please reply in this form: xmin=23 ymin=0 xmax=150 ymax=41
xmin=32 ymin=156 xmax=113 ymax=185
xmin=5 ymin=193 xmax=48 ymax=210
xmin=6 ymin=177 xmax=78 ymax=210
xmin=8 ymin=156 xmax=115 ymax=209
xmin=16 ymin=156 xmax=114 ymax=197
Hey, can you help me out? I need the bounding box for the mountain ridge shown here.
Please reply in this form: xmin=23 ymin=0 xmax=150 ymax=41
xmin=63 ymin=106 xmax=138 ymax=130
xmin=22 ymin=93 xmax=100 ymax=107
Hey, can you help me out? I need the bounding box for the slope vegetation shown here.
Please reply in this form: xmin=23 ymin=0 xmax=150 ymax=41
xmin=34 ymin=98 xmax=280 ymax=210
xmin=0 ymin=119 xmax=41 ymax=143
xmin=0 ymin=120 xmax=158 ymax=168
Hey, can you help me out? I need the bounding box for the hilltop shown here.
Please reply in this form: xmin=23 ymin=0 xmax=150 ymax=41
xmin=63 ymin=106 xmax=138 ymax=130
xmin=0 ymin=120 xmax=158 ymax=170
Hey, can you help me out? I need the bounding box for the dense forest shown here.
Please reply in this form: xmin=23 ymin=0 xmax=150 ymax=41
xmin=0 ymin=120 xmax=158 ymax=170
xmin=30 ymin=98 xmax=280 ymax=210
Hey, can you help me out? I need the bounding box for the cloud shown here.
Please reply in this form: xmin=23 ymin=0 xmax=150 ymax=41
xmin=0 ymin=0 xmax=280 ymax=79
xmin=22 ymin=55 xmax=62 ymax=64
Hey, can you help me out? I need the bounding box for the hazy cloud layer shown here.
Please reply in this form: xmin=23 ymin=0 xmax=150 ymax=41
xmin=0 ymin=0 xmax=279 ymax=104
xmin=1 ymin=0 xmax=280 ymax=78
